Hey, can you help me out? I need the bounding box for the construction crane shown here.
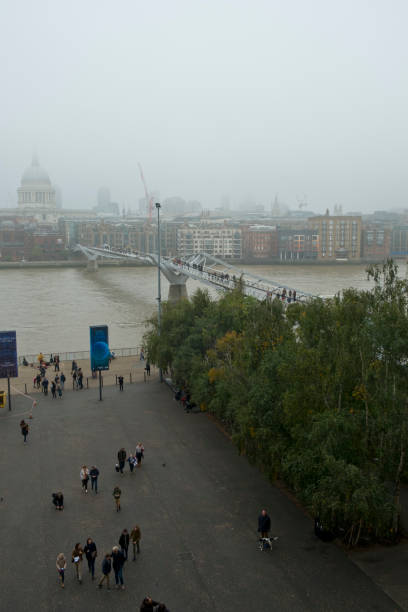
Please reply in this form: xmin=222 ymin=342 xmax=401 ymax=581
xmin=138 ymin=163 xmax=154 ymax=222
xmin=297 ymin=195 xmax=309 ymax=210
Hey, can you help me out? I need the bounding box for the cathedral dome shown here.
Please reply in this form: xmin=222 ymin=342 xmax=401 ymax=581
xmin=21 ymin=154 xmax=51 ymax=186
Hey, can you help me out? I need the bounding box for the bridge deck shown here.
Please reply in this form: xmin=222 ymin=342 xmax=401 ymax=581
xmin=75 ymin=245 xmax=314 ymax=303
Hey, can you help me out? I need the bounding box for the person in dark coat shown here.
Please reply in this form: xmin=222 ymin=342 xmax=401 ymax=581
xmin=140 ymin=596 xmax=160 ymax=611
xmin=20 ymin=420 xmax=29 ymax=443
xmin=111 ymin=546 xmax=125 ymax=590
xmin=98 ymin=554 xmax=111 ymax=589
xmin=118 ymin=375 xmax=124 ymax=391
xmin=258 ymin=509 xmax=271 ymax=538
xmin=52 ymin=492 xmax=64 ymax=510
xmin=90 ymin=466 xmax=100 ymax=493
xmin=119 ymin=529 xmax=130 ymax=560
xmin=117 ymin=448 xmax=126 ymax=473
xmin=84 ymin=537 xmax=97 ymax=579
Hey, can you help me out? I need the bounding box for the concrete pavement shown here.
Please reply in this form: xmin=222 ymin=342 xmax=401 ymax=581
xmin=0 ymin=379 xmax=403 ymax=611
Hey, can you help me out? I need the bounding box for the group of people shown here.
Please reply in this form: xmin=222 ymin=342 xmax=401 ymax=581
xmin=55 ymin=526 xmax=143 ymax=591
xmin=33 ymin=364 xmax=66 ymax=398
xmin=80 ymin=465 xmax=100 ymax=494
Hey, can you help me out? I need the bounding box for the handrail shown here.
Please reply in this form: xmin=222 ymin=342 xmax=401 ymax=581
xmin=18 ymin=346 xmax=142 ymax=365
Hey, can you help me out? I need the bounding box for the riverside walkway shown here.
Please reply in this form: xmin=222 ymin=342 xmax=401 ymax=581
xmin=0 ymin=380 xmax=403 ymax=611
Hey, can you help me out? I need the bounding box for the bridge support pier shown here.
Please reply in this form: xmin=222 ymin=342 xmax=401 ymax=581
xmin=86 ymin=259 xmax=98 ymax=272
xmin=168 ymin=283 xmax=188 ymax=302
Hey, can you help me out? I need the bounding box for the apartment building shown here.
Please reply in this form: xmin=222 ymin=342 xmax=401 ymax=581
xmin=312 ymin=214 xmax=361 ymax=261
xmin=177 ymin=224 xmax=242 ymax=260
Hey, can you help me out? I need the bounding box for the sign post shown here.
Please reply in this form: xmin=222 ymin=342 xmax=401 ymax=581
xmin=0 ymin=332 xmax=18 ymax=411
xmin=90 ymin=325 xmax=110 ymax=401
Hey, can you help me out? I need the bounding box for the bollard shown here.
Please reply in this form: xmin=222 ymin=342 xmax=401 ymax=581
xmin=102 ymin=376 xmax=103 ymax=388
xmin=130 ymin=372 xmax=132 ymax=384
xmin=115 ymin=375 xmax=117 ymax=385
xmin=86 ymin=377 xmax=89 ymax=389
xmin=25 ymin=383 xmax=27 ymax=395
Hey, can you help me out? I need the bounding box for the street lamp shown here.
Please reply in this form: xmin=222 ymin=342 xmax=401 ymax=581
xmin=156 ymin=202 xmax=163 ymax=382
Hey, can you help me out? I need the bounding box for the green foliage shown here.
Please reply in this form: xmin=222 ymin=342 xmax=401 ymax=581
xmin=144 ymin=261 xmax=408 ymax=545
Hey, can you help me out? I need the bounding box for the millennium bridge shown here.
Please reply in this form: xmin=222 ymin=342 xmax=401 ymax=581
xmin=74 ymin=244 xmax=314 ymax=303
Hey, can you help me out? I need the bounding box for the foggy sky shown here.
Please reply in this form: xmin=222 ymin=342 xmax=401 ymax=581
xmin=1 ymin=0 xmax=407 ymax=213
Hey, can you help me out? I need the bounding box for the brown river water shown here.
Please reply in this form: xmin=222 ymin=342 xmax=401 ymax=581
xmin=1 ymin=263 xmax=402 ymax=355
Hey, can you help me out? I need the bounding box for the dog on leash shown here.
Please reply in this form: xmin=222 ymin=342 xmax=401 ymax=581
xmin=258 ymin=536 xmax=279 ymax=551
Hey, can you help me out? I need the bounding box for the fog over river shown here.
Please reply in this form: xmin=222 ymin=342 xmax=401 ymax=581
xmin=1 ymin=263 xmax=395 ymax=355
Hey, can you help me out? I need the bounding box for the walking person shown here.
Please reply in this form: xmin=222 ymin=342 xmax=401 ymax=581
xmin=118 ymin=375 xmax=124 ymax=391
xmin=77 ymin=368 xmax=83 ymax=390
xmin=84 ymin=537 xmax=97 ymax=580
xmin=71 ymin=543 xmax=84 ymax=583
xmin=35 ymin=373 xmax=41 ymax=389
xmin=54 ymin=355 xmax=60 ymax=372
xmin=42 ymin=377 xmax=49 ymax=395
xmin=117 ymin=448 xmax=126 ymax=473
xmin=127 ymin=453 xmax=136 ymax=472
xmin=111 ymin=546 xmax=125 ymax=590
xmin=56 ymin=553 xmax=67 ymax=588
xmin=51 ymin=381 xmax=57 ymax=398
xmin=57 ymin=384 xmax=63 ymax=398
xmin=72 ymin=370 xmax=77 ymax=389
xmin=119 ymin=529 xmax=129 ymax=561
xmin=145 ymin=362 xmax=151 ymax=376
xmin=258 ymin=508 xmax=271 ymax=538
xmin=60 ymin=372 xmax=66 ymax=390
xmin=90 ymin=465 xmax=100 ymax=493
xmin=130 ymin=525 xmax=141 ymax=560
xmin=20 ymin=419 xmax=29 ymax=444
xmin=80 ymin=465 xmax=90 ymax=493
xmin=98 ymin=554 xmax=111 ymax=590
xmin=113 ymin=486 xmax=121 ymax=512
xmin=135 ymin=443 xmax=144 ymax=467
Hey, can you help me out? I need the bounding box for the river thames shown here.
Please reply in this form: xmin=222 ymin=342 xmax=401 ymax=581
xmin=1 ymin=263 xmax=398 ymax=355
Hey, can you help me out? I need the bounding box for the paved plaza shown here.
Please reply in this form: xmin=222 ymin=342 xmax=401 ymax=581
xmin=0 ymin=379 xmax=403 ymax=611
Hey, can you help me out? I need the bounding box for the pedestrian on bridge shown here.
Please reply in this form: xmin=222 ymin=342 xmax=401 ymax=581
xmin=145 ymin=362 xmax=150 ymax=377
xmin=118 ymin=375 xmax=124 ymax=391
xmin=57 ymin=384 xmax=63 ymax=398
xmin=42 ymin=377 xmax=49 ymax=395
xmin=51 ymin=381 xmax=57 ymax=398
xmin=60 ymin=372 xmax=66 ymax=390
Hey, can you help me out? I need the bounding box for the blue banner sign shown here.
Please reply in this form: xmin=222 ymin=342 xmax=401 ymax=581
xmin=0 ymin=331 xmax=18 ymax=378
xmin=90 ymin=325 xmax=110 ymax=371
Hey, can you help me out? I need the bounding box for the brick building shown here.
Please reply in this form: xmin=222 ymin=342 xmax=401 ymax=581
xmin=361 ymin=225 xmax=391 ymax=261
xmin=242 ymin=225 xmax=278 ymax=261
